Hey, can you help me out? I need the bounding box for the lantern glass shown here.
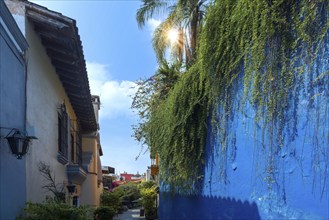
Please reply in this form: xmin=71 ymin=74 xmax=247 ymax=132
xmin=5 ymin=130 xmax=31 ymax=159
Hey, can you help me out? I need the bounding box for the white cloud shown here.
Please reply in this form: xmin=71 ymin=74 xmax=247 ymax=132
xmin=86 ymin=61 xmax=137 ymax=119
xmin=86 ymin=62 xmax=109 ymax=95
xmin=100 ymin=80 xmax=137 ymax=119
xmin=147 ymin=18 xmax=161 ymax=35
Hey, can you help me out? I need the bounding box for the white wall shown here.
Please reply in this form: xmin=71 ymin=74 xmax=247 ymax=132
xmin=24 ymin=15 xmax=77 ymax=203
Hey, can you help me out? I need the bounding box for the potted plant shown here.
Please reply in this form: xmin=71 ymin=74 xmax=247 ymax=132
xmin=140 ymin=187 xmax=157 ymax=220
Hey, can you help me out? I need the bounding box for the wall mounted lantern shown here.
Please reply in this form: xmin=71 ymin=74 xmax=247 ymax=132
xmin=150 ymin=153 xmax=159 ymax=176
xmin=4 ymin=128 xmax=37 ymax=159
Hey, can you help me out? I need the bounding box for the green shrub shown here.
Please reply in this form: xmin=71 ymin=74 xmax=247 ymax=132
xmin=100 ymin=191 xmax=120 ymax=213
xmin=112 ymin=182 xmax=140 ymax=204
xmin=94 ymin=206 xmax=116 ymax=220
xmin=138 ymin=181 xmax=156 ymax=190
xmin=17 ymin=198 xmax=92 ymax=220
xmin=140 ymin=187 xmax=157 ymax=216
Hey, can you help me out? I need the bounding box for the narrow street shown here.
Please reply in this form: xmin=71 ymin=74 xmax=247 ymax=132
xmin=114 ymin=208 xmax=145 ymax=220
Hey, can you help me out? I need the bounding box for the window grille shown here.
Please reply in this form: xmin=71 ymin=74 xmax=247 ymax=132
xmin=58 ymin=104 xmax=68 ymax=158
xmin=76 ymin=122 xmax=82 ymax=166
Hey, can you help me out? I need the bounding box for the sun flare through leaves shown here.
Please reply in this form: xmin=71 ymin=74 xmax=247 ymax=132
xmin=167 ymin=28 xmax=179 ymax=46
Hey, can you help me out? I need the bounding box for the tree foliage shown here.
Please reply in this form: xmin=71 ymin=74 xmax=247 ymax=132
xmin=136 ymin=0 xmax=208 ymax=64
xmin=135 ymin=0 xmax=329 ymax=193
xmin=132 ymin=61 xmax=181 ymax=156
xmin=112 ymin=182 xmax=141 ymax=203
xmin=100 ymin=191 xmax=121 ymax=213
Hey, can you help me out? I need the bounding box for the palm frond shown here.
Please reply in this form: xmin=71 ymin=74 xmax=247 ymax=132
xmin=152 ymin=22 xmax=169 ymax=63
xmin=137 ymin=0 xmax=208 ymax=65
xmin=152 ymin=5 xmax=189 ymax=63
xmin=136 ymin=0 xmax=168 ymax=29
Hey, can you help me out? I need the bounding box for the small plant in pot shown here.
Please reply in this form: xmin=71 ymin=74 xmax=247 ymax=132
xmin=140 ymin=187 xmax=157 ymax=220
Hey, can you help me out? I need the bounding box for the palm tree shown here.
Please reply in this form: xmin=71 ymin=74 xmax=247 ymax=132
xmin=133 ymin=0 xmax=207 ymax=152
xmin=136 ymin=0 xmax=208 ymax=66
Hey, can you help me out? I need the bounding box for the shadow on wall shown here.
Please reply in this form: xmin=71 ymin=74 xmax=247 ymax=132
xmin=159 ymin=192 xmax=260 ymax=220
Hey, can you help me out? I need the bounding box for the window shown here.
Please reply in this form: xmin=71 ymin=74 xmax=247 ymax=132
xmin=69 ymin=120 xmax=82 ymax=165
xmin=58 ymin=104 xmax=68 ymax=160
xmin=57 ymin=104 xmax=82 ymax=166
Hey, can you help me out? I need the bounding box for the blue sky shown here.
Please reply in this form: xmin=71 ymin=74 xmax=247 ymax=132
xmin=30 ymin=1 xmax=161 ymax=174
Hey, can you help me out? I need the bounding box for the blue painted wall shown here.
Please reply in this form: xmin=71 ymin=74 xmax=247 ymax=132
xmin=0 ymin=1 xmax=28 ymax=219
xmin=160 ymin=193 xmax=261 ymax=220
xmin=159 ymin=23 xmax=329 ymax=220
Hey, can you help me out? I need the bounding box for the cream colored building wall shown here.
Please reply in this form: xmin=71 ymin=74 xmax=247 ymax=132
xmin=80 ymin=137 xmax=100 ymax=206
xmin=25 ymin=20 xmax=78 ymax=203
xmin=7 ymin=1 xmax=77 ymax=203
xmin=80 ymin=173 xmax=99 ymax=207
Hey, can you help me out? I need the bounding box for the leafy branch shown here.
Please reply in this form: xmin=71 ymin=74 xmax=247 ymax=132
xmin=38 ymin=161 xmax=65 ymax=202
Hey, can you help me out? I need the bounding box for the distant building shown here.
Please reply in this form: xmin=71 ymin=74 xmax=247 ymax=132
xmin=146 ymin=167 xmax=152 ymax=182
xmin=80 ymin=95 xmax=103 ymax=207
xmin=101 ymin=166 xmax=115 ymax=190
xmin=119 ymin=172 xmax=146 ymax=182
xmin=102 ymin=166 xmax=115 ymax=175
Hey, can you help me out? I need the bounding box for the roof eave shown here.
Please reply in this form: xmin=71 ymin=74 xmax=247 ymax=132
xmin=25 ymin=2 xmax=97 ymax=132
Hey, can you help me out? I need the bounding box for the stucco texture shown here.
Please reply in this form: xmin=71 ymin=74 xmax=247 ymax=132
xmin=159 ymin=22 xmax=329 ymax=220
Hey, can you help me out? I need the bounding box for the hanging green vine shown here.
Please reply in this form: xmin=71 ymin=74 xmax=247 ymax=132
xmin=136 ymin=0 xmax=329 ymax=193
xmin=145 ymin=64 xmax=210 ymax=193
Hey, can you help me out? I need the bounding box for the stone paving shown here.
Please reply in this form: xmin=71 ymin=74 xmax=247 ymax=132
xmin=113 ymin=208 xmax=145 ymax=220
